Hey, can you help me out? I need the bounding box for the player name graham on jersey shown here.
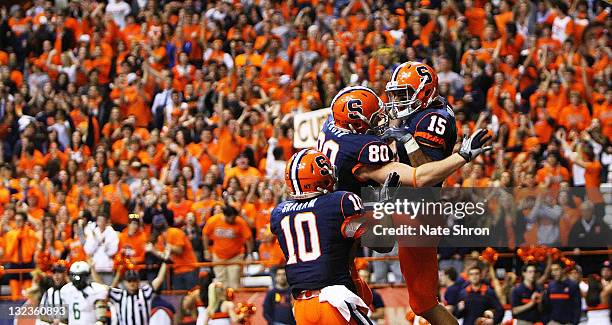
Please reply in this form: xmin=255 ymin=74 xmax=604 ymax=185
xmin=280 ymin=198 xmax=318 ymax=213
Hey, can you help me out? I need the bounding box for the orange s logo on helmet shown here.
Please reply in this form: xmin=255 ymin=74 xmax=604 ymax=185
xmin=331 ymin=86 xmax=388 ymax=135
xmin=285 ymin=149 xmax=336 ymax=200
xmin=385 ymin=61 xmax=438 ymax=119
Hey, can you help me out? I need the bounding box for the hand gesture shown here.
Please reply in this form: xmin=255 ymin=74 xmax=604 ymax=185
xmin=459 ymin=129 xmax=493 ymax=162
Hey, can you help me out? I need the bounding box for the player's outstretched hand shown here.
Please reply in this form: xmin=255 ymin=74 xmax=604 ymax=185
xmin=380 ymin=171 xmax=402 ymax=202
xmin=459 ymin=128 xmax=493 ymax=162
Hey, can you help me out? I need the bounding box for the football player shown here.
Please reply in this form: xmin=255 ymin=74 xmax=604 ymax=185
xmin=271 ymin=149 xmax=379 ymax=325
xmin=59 ymin=261 xmax=109 ymax=325
xmin=385 ymin=61 xmax=457 ymax=165
xmin=384 ymin=62 xmax=464 ymax=325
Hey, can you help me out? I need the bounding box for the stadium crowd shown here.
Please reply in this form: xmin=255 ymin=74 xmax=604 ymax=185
xmin=0 ymin=0 xmax=611 ymax=323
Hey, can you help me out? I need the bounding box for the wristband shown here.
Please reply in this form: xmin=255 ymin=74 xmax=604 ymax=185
xmin=403 ymin=136 xmax=420 ymax=154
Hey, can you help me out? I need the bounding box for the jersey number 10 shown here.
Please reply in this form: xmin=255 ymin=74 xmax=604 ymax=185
xmin=280 ymin=212 xmax=322 ymax=264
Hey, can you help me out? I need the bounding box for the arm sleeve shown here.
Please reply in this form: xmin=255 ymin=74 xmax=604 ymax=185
xmin=142 ymin=284 xmax=153 ymax=301
xmin=241 ymin=220 xmax=252 ymax=240
xmin=413 ymin=113 xmax=452 ymax=152
xmin=223 ymin=53 xmax=234 ymax=70
xmin=262 ymin=291 xmax=275 ymax=323
xmin=572 ymin=285 xmax=581 ymax=324
xmin=340 ymin=192 xmax=363 ymax=218
xmin=445 ymin=287 xmax=459 ymax=306
xmin=340 ymin=193 xmax=365 ymax=239
xmin=83 ymin=233 xmax=98 ymax=255
xmin=189 ymin=156 xmax=202 ymax=189
xmin=266 ymin=138 xmax=278 ymax=176
xmin=510 ymin=287 xmax=520 ymax=307
xmin=109 ymin=287 xmax=123 ymax=304
xmin=104 ymin=230 xmax=119 ymax=256
xmin=454 ymin=291 xmax=466 ymax=318
xmin=39 ymin=290 xmax=49 ymax=307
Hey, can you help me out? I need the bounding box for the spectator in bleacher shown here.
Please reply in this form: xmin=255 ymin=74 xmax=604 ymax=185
xmin=147 ymin=214 xmax=198 ymax=290
xmin=511 ymin=264 xmax=543 ymax=324
xmin=84 ymin=212 xmax=119 ymax=285
xmin=101 ymin=168 xmax=131 ymax=230
xmin=262 ymin=267 xmax=295 ymax=325
xmin=525 ymin=191 xmax=562 ymax=246
xmin=441 ymin=267 xmax=463 ymax=315
xmin=568 ymin=200 xmax=611 ymax=274
xmin=117 ymin=213 xmax=148 ymax=265
xmin=456 ymin=266 xmax=504 ymax=325
xmin=542 ymin=261 xmax=581 ymax=325
xmin=203 ymin=205 xmax=253 ymax=289
xmin=4 ymin=211 xmax=38 ymax=300
xmin=568 ymin=265 xmax=589 ymax=322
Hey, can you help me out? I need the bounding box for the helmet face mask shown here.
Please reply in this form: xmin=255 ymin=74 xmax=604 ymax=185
xmin=386 ymin=83 xmax=422 ymax=119
xmin=70 ymin=272 xmax=90 ymax=290
xmin=385 ymin=62 xmax=438 ymax=120
xmin=69 ymin=261 xmax=91 ymax=290
xmin=365 ymin=109 xmax=389 ymax=136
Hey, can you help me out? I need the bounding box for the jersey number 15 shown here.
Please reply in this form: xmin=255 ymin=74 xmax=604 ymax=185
xmin=280 ymin=212 xmax=322 ymax=264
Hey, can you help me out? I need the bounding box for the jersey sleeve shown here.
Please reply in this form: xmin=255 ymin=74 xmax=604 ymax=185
xmin=510 ymin=286 xmax=521 ymax=307
xmin=339 ymin=192 xmax=364 ymax=218
xmin=109 ymin=287 xmax=123 ymax=303
xmin=142 ymin=283 xmax=154 ymax=301
xmin=413 ymin=112 xmax=456 ymax=161
xmin=339 ymin=192 xmax=365 ymax=238
xmin=414 ymin=113 xmax=450 ymax=149
xmin=92 ymin=283 xmax=109 ymax=301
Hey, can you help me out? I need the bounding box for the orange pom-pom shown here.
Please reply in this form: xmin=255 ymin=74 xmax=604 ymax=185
xmin=561 ymin=257 xmax=575 ymax=268
xmin=549 ymin=248 xmax=561 ymax=261
xmin=532 ymin=246 xmax=548 ymax=262
xmin=36 ymin=252 xmax=58 ymax=273
xmin=480 ymin=247 xmax=499 ymax=264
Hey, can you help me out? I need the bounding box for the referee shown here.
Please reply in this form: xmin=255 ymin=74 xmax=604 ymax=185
xmin=39 ymin=261 xmax=69 ymax=324
xmin=109 ymin=251 xmax=169 ymax=325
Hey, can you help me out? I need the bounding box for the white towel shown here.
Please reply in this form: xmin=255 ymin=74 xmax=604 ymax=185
xmin=318 ymin=285 xmax=371 ymax=322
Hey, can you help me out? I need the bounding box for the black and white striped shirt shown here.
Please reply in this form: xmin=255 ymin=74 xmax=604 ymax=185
xmin=109 ymin=283 xmax=154 ymax=325
xmin=40 ymin=286 xmax=63 ymax=307
xmin=38 ymin=287 xmax=63 ymax=325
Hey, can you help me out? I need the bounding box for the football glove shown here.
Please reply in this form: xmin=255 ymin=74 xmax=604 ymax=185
xmin=458 ymin=128 xmax=493 ymax=162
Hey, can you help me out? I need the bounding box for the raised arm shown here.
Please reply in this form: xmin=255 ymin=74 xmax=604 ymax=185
xmin=151 ymin=251 xmax=170 ymax=291
xmin=358 ymin=129 xmax=492 ymax=187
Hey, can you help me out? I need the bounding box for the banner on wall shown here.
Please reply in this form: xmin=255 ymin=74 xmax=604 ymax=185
xmin=293 ymin=108 xmax=331 ymax=149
